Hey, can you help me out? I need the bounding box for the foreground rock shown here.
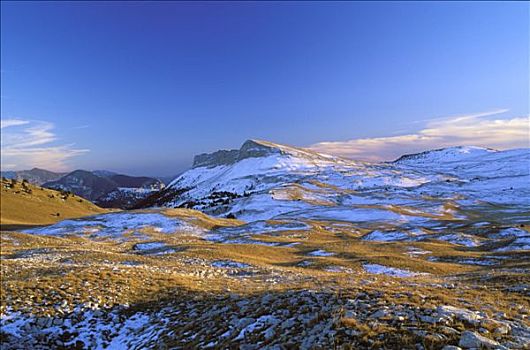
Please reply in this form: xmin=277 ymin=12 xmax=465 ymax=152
xmin=458 ymin=331 xmax=500 ymax=349
xmin=2 ymin=289 xmax=529 ymax=349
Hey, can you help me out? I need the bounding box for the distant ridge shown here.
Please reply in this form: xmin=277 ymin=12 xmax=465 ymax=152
xmin=42 ymin=170 xmax=165 ymax=209
xmin=1 ymin=168 xmax=65 ymax=185
xmin=393 ymin=146 xmax=496 ymax=164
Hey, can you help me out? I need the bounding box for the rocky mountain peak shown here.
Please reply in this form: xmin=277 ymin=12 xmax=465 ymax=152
xmin=191 ymin=140 xmax=280 ymax=169
xmin=192 ymin=139 xmax=335 ymax=169
xmin=237 ymin=139 xmax=286 ymax=159
xmin=192 ymin=149 xmax=240 ymax=168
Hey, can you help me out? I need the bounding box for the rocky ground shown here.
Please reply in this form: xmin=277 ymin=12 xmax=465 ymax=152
xmin=3 ymin=287 xmax=529 ymax=350
xmin=1 ymin=208 xmax=529 ymax=349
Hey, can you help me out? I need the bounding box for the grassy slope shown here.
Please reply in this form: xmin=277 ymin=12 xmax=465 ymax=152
xmin=1 ymin=212 xmax=528 ymax=318
xmin=0 ymin=178 xmax=108 ymax=227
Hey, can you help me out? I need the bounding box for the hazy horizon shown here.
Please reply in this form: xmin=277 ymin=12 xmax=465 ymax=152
xmin=1 ymin=1 xmax=528 ymax=175
xmin=1 ymin=138 xmax=528 ymax=178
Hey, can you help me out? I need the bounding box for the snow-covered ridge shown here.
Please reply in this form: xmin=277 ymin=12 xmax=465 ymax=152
xmin=393 ymin=146 xmax=497 ymax=164
xmin=157 ymin=141 xmax=530 ymax=225
xmin=191 ymin=139 xmax=345 ymax=169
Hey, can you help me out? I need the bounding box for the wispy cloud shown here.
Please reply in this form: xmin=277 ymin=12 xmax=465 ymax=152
xmin=309 ymin=110 xmax=529 ymax=161
xmin=71 ymin=124 xmax=90 ymax=130
xmin=1 ymin=119 xmax=29 ymax=129
xmin=1 ymin=119 xmax=88 ymax=171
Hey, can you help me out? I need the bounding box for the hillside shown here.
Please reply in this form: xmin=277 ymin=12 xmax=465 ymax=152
xmin=0 ymin=168 xmax=65 ymax=185
xmin=0 ymin=178 xmax=107 ymax=227
xmin=1 ymin=142 xmax=529 ymax=349
xmin=393 ymin=146 xmax=497 ymax=164
xmin=145 ymin=140 xmax=529 ymax=223
xmin=43 ymin=170 xmax=118 ymax=201
xmin=43 ymin=170 xmax=165 ymax=209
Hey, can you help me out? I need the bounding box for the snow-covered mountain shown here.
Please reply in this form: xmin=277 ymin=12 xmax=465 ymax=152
xmin=393 ymin=146 xmax=497 ymax=164
xmin=142 ymin=140 xmax=530 ymax=227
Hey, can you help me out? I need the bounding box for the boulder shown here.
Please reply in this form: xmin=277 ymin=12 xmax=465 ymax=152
xmin=458 ymin=331 xmax=500 ymax=349
xmin=437 ymin=305 xmax=482 ymax=325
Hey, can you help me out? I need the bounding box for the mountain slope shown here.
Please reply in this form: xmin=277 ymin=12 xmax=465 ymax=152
xmin=393 ymin=146 xmax=497 ymax=164
xmin=142 ymin=140 xmax=530 ymax=225
xmin=192 ymin=139 xmax=341 ymax=168
xmin=43 ymin=170 xmax=118 ymax=201
xmin=0 ymin=178 xmax=107 ymax=227
xmin=143 ymin=139 xmax=353 ymax=213
xmin=43 ymin=170 xmax=165 ymax=209
xmin=109 ymin=174 xmax=163 ymax=188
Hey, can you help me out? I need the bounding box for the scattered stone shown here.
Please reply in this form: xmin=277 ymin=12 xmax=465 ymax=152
xmin=437 ymin=306 xmax=482 ymax=325
xmin=369 ymin=309 xmax=388 ymax=319
xmin=458 ymin=331 xmax=500 ymax=349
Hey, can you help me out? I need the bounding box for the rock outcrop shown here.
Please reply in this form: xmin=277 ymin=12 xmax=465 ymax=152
xmin=193 ymin=149 xmax=239 ymax=168
xmin=192 ymin=139 xmax=334 ymax=169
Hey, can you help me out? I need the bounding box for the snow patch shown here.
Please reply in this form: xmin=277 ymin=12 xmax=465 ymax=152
xmin=363 ymin=263 xmax=420 ymax=277
xmin=22 ymin=212 xmax=191 ymax=239
xmin=435 ymin=233 xmax=482 ymax=247
xmin=495 ymin=236 xmax=530 ymax=252
xmin=211 ymin=260 xmax=250 ymax=269
xmin=134 ymin=242 xmax=167 ymax=251
xmin=363 ymin=230 xmax=409 ymax=242
xmin=205 ymin=220 xmax=309 ymax=244
xmin=307 ymin=249 xmax=335 ymax=257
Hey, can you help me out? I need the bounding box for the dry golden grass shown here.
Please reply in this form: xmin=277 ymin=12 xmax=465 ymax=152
xmin=162 ymin=207 xmax=244 ymax=229
xmin=1 ymin=207 xmax=529 ymax=337
xmin=271 ymin=184 xmax=337 ymax=206
xmin=3 ymin=221 xmax=528 ymax=317
xmin=0 ymin=179 xmax=108 ymax=227
xmin=306 ymin=179 xmax=357 ymax=194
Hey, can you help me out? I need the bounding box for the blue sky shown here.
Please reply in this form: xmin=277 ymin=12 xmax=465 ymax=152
xmin=1 ymin=1 xmax=528 ymax=176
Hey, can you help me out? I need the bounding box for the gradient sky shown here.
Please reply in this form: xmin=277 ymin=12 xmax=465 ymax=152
xmin=1 ymin=1 xmax=528 ymax=176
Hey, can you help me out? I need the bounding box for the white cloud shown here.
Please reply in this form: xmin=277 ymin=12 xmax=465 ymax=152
xmin=1 ymin=119 xmax=88 ymax=171
xmin=0 ymin=119 xmax=29 ymax=129
xmin=309 ymin=110 xmax=530 ymax=161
